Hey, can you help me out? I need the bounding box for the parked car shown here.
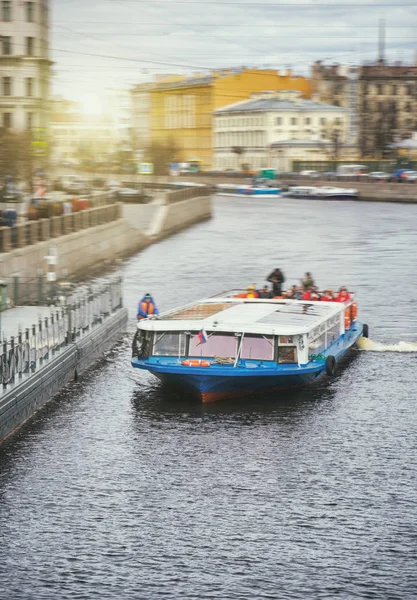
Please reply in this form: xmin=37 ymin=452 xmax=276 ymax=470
xmin=299 ymin=170 xmax=320 ymax=178
xmin=368 ymin=171 xmax=391 ymax=181
xmin=401 ymin=170 xmax=417 ymax=182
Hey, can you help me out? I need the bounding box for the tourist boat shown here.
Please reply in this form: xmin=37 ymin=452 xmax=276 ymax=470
xmin=283 ymin=186 xmax=358 ymax=200
xmin=131 ymin=291 xmax=366 ymax=403
xmin=216 ymin=183 xmax=280 ymax=197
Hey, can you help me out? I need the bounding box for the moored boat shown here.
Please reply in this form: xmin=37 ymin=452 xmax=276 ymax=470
xmin=216 ymin=183 xmax=280 ymax=197
xmin=131 ymin=291 xmax=365 ymax=403
xmin=283 ymin=186 xmax=358 ymax=200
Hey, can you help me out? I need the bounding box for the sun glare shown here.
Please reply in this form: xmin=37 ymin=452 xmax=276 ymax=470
xmin=79 ymin=94 xmax=104 ymax=117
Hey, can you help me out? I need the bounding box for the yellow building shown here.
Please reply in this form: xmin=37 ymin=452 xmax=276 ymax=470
xmin=150 ymin=68 xmax=312 ymax=168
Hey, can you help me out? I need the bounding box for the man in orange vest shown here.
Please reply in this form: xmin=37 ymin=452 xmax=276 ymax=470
xmin=137 ymin=293 xmax=159 ymax=320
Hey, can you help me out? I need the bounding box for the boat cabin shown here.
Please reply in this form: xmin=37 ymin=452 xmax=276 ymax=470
xmin=134 ymin=293 xmax=355 ymax=368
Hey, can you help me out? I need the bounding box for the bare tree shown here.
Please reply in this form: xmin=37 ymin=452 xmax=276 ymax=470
xmin=144 ymin=138 xmax=180 ymax=176
xmin=231 ymin=146 xmax=245 ymax=169
xmin=0 ymin=128 xmax=33 ymax=189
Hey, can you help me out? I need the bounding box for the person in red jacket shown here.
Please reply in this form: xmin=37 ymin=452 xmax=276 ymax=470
xmin=321 ymin=289 xmax=335 ymax=302
xmin=302 ymin=289 xmax=312 ymax=300
xmin=336 ymin=287 xmax=351 ymax=302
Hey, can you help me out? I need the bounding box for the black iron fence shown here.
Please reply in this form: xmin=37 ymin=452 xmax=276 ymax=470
xmin=0 ymin=276 xmax=123 ymax=388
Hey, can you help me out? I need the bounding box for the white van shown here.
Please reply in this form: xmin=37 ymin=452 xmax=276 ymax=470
xmin=336 ymin=164 xmax=369 ymax=177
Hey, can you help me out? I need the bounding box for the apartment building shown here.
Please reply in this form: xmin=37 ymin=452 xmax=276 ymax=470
xmin=214 ymin=90 xmax=349 ymax=171
xmin=0 ymin=0 xmax=51 ymax=131
xmin=150 ymin=69 xmax=312 ymax=168
xmin=312 ymin=59 xmax=417 ymax=157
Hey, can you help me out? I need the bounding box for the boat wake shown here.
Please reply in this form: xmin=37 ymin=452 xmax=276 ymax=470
xmin=357 ymin=337 xmax=417 ymax=352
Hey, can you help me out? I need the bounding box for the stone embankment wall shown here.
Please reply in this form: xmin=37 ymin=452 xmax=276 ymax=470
xmin=0 ymin=309 xmax=127 ymax=444
xmin=0 ymin=188 xmax=212 ymax=279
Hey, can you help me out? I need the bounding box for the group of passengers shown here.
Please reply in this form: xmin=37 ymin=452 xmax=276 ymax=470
xmin=246 ymin=268 xmax=351 ymax=302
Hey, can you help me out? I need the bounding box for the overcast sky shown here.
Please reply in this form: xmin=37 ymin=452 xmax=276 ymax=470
xmin=52 ymin=0 xmax=417 ymax=110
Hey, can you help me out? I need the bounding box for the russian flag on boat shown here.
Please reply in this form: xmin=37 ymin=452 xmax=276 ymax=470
xmin=198 ymin=328 xmax=208 ymax=344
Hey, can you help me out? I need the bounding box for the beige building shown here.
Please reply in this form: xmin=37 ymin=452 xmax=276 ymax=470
xmin=0 ymin=0 xmax=51 ymax=131
xmin=214 ymin=90 xmax=349 ymax=172
xmin=50 ymin=99 xmax=115 ymax=166
xmin=130 ymin=82 xmax=154 ymax=151
xmin=312 ymin=60 xmax=417 ymax=157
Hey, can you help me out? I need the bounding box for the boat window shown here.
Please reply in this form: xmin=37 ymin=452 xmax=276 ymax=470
xmin=279 ymin=335 xmax=294 ymax=345
xmin=189 ymin=333 xmax=237 ymax=358
xmin=133 ymin=330 xmax=152 ymax=358
xmin=309 ymin=332 xmax=326 ymax=354
xmin=278 ymin=347 xmax=297 ymax=364
xmin=241 ymin=335 xmax=274 ymax=360
xmin=327 ymin=323 xmax=340 ymax=345
xmin=153 ymin=332 xmax=186 ymax=356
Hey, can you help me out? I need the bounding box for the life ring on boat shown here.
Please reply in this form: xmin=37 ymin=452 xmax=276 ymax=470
xmin=182 ymin=359 xmax=210 ymax=367
xmin=362 ymin=323 xmax=369 ymax=338
xmin=351 ymin=302 xmax=358 ymax=321
xmin=344 ymin=309 xmax=351 ymax=329
xmin=325 ymin=355 xmax=337 ymax=376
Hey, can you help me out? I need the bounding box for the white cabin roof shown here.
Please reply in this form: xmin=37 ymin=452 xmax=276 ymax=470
xmin=138 ymin=295 xmax=347 ymax=336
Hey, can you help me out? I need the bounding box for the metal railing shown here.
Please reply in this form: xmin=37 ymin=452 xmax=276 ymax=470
xmin=0 ymin=204 xmax=122 ymax=253
xmin=0 ymin=276 xmax=123 ymax=388
xmin=165 ymin=186 xmax=211 ymax=204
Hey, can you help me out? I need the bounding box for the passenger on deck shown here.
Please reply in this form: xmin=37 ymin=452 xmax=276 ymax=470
xmin=295 ymin=285 xmax=305 ymax=300
xmin=284 ymin=285 xmax=298 ymax=299
xmin=267 ymin=267 xmax=285 ymax=297
xmin=310 ymin=286 xmax=321 ymax=300
xmin=137 ymin=293 xmax=159 ymax=320
xmin=258 ymin=285 xmax=273 ymax=299
xmin=301 ymin=272 xmax=315 ymax=291
xmin=336 ymin=287 xmax=351 ymax=302
xmin=246 ymin=285 xmax=259 ymax=299
xmin=302 ymin=289 xmax=312 ymax=300
xmin=321 ymin=289 xmax=335 ymax=302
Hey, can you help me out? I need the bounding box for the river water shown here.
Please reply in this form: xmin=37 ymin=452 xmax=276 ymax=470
xmin=1 ymin=196 xmax=417 ymax=599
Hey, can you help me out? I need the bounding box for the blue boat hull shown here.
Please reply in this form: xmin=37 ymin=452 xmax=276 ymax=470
xmin=132 ymin=322 xmax=364 ymax=403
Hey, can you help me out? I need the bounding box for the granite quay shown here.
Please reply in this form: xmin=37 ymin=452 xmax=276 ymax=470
xmin=0 ymin=186 xmax=212 ymax=280
xmin=0 ymin=276 xmax=127 ymax=444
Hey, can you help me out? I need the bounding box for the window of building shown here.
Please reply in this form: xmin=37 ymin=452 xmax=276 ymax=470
xmin=276 ymin=117 xmax=282 ymax=126
xmin=320 ymin=117 xmax=327 ymax=125
xmin=291 ymin=117 xmax=297 ymax=126
xmin=26 ymin=37 xmax=34 ymax=56
xmin=27 ymin=112 xmax=33 ymax=129
xmin=392 ymin=85 xmax=397 ymax=95
xmin=3 ymin=112 xmax=12 ymax=129
xmin=2 ymin=36 xmax=12 ymax=55
xmin=305 ymin=117 xmax=311 ymax=125
xmin=26 ymin=77 xmax=33 ymax=97
xmin=2 ymin=1 xmax=11 ymax=21
xmin=26 ymin=1 xmax=34 ymax=22
xmin=377 ymin=84 xmax=382 ymax=95
xmin=3 ymin=77 xmax=11 ymax=96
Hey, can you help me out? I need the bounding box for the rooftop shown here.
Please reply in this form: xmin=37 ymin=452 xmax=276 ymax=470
xmin=138 ymin=296 xmax=344 ymax=336
xmin=215 ymin=96 xmax=346 ymax=114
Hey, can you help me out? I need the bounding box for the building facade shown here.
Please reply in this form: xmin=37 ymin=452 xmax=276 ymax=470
xmin=150 ymin=69 xmax=312 ymax=168
xmin=0 ymin=0 xmax=51 ymax=131
xmin=312 ymin=60 xmax=417 ymax=157
xmin=50 ymin=98 xmax=115 ymax=166
xmin=214 ymin=90 xmax=349 ymax=171
xmin=104 ymin=88 xmax=132 ymax=149
xmin=130 ymin=82 xmax=154 ymax=150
